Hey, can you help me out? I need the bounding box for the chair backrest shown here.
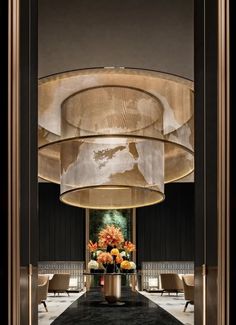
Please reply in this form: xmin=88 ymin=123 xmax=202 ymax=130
xmin=49 ymin=273 xmax=70 ymax=291
xmin=38 ymin=275 xmax=49 ymax=286
xmin=160 ymin=273 xmax=183 ymax=291
xmin=182 ymin=274 xmax=194 ymax=301
xmin=38 ymin=275 xmax=49 ymax=303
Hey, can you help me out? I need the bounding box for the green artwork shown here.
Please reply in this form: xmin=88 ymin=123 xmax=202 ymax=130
xmin=89 ymin=209 xmax=132 ymax=243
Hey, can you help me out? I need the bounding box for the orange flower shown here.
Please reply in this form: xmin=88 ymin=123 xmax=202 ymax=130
xmin=87 ymin=240 xmax=98 ymax=252
xmin=121 ymin=260 xmax=131 ymax=270
xmin=98 ymin=225 xmax=124 ymax=248
xmin=124 ymin=241 xmax=135 ymax=252
xmin=116 ymin=255 xmax=123 ymax=264
xmin=97 ymin=252 xmax=113 ymax=264
xmin=111 ymin=248 xmax=119 ymax=256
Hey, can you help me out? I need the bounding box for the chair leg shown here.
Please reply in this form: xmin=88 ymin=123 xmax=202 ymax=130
xmin=184 ymin=301 xmax=189 ymax=312
xmin=42 ymin=301 xmax=48 ymax=312
xmin=66 ymin=291 xmax=70 ymax=296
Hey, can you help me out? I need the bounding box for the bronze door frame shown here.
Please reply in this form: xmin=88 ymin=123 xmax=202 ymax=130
xmin=4 ymin=0 xmax=230 ymax=324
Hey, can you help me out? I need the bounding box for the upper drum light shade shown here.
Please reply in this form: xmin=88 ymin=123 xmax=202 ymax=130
xmin=38 ymin=68 xmax=194 ymax=209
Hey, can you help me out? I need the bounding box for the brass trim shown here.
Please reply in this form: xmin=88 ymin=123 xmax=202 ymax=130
xmin=60 ymin=185 xmax=165 ymax=210
xmin=8 ymin=0 xmax=20 ymax=324
xmin=132 ymin=209 xmax=136 ymax=264
xmin=85 ymin=209 xmax=90 ymax=270
xmin=28 ymin=264 xmax=33 ymax=325
xmin=38 ymin=67 xmax=194 ymax=90
xmin=39 ymin=133 xmax=194 ymax=155
xmin=217 ymin=0 xmax=230 ymax=325
xmin=217 ymin=0 xmax=230 ymax=324
xmin=202 ymin=264 xmax=207 ymax=325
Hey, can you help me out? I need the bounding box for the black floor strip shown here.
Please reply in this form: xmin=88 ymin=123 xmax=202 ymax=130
xmin=52 ymin=288 xmax=183 ymax=325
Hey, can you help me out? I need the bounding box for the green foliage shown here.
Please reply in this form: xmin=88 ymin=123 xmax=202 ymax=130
xmin=89 ymin=209 xmax=131 ymax=243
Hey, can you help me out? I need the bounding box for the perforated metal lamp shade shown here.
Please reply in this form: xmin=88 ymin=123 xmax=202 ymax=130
xmin=38 ymin=68 xmax=194 ymax=209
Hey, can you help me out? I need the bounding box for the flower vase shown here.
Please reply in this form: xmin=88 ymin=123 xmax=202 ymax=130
xmin=116 ymin=264 xmax=121 ymax=273
xmin=91 ymin=252 xmax=96 ymax=260
xmin=106 ymin=245 xmax=112 ymax=253
xmin=112 ymin=255 xmax=118 ymax=273
xmin=114 ymin=264 xmax=119 ymax=273
xmin=106 ymin=264 xmax=114 ymax=273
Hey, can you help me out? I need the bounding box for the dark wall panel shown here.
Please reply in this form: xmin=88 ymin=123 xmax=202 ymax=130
xmin=39 ymin=183 xmax=85 ymax=261
xmin=136 ymin=183 xmax=194 ymax=268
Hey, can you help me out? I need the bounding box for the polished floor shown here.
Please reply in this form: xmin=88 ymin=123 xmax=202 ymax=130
xmin=141 ymin=291 xmax=193 ymax=325
xmin=51 ymin=288 xmax=183 ymax=325
xmin=38 ymin=292 xmax=84 ymax=324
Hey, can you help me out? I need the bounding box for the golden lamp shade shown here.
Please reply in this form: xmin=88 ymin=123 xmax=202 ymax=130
xmin=38 ymin=68 xmax=194 ymax=209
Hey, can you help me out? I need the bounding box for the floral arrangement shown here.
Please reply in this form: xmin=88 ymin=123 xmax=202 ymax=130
xmin=87 ymin=224 xmax=136 ymax=273
xmin=97 ymin=252 xmax=113 ymax=265
xmin=129 ymin=261 xmax=136 ymax=270
xmin=120 ymin=260 xmax=131 ymax=270
xmin=124 ymin=241 xmax=135 ymax=253
xmin=98 ymin=225 xmax=124 ymax=248
xmin=88 ymin=260 xmax=99 ymax=270
xmin=87 ymin=240 xmax=98 ymax=252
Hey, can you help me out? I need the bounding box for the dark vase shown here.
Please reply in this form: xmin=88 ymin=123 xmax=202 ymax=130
xmin=106 ymin=245 xmax=113 ymax=253
xmin=106 ymin=264 xmax=114 ymax=273
xmin=113 ymin=263 xmax=119 ymax=273
xmin=90 ymin=252 xmax=96 ymax=260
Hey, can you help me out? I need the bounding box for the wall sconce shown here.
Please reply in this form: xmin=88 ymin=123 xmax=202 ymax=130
xmin=38 ymin=68 xmax=194 ymax=209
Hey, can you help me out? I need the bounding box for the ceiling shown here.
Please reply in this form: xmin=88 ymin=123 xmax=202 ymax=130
xmin=38 ymin=0 xmax=194 ymax=183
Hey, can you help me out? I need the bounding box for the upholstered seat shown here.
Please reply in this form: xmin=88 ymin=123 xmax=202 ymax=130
xmin=182 ymin=274 xmax=194 ymax=311
xmin=38 ymin=275 xmax=49 ymax=311
xmin=48 ymin=273 xmax=71 ymax=296
xmin=159 ymin=273 xmax=183 ymax=295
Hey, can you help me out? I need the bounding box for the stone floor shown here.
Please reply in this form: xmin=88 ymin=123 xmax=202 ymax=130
xmin=38 ymin=292 xmax=85 ymax=325
xmin=140 ymin=291 xmax=194 ymax=325
xmin=50 ymin=288 xmax=183 ymax=325
xmin=38 ymin=289 xmax=194 ymax=325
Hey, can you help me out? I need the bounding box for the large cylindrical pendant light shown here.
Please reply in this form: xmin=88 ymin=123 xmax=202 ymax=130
xmin=38 ymin=68 xmax=194 ymax=209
